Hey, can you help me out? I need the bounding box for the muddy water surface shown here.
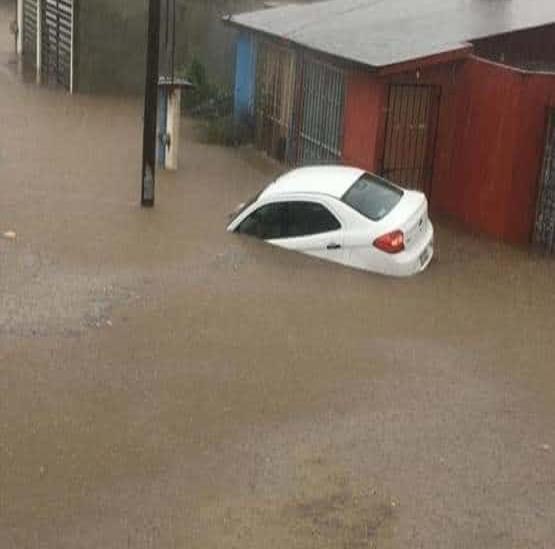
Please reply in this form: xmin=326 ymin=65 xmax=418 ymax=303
xmin=1 ymin=6 xmax=555 ymax=548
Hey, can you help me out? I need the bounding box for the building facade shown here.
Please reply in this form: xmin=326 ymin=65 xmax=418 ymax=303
xmin=229 ymin=0 xmax=555 ymax=250
xmin=16 ymin=0 xmax=175 ymax=94
xmin=15 ymin=0 xmax=315 ymax=95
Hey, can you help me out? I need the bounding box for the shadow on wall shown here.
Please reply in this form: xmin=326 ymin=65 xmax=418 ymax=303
xmin=179 ymin=0 xmax=265 ymax=88
xmin=77 ymin=0 xmax=261 ymax=94
xmin=76 ymin=0 xmax=314 ymax=95
xmin=77 ymin=0 xmax=148 ymax=94
xmin=179 ymin=0 xmax=317 ymax=87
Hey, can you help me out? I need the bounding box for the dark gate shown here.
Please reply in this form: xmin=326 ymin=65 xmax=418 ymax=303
xmin=381 ymin=84 xmax=441 ymax=196
xmin=23 ymin=0 xmax=38 ymax=66
xmin=297 ymin=58 xmax=345 ymax=165
xmin=41 ymin=0 xmax=73 ymax=90
xmin=255 ymin=39 xmax=296 ymax=162
xmin=534 ymin=109 xmax=555 ymax=253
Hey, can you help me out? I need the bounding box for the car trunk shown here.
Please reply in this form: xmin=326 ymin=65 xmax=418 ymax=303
xmin=390 ymin=191 xmax=429 ymax=250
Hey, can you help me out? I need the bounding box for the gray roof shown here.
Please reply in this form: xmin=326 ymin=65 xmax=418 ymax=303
xmin=228 ymin=0 xmax=555 ymax=69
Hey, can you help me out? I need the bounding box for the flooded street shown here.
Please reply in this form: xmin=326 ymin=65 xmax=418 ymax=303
xmin=1 ymin=5 xmax=555 ymax=548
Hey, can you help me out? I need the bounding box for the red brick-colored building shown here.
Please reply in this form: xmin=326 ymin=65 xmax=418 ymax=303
xmin=229 ymin=0 xmax=555 ymax=250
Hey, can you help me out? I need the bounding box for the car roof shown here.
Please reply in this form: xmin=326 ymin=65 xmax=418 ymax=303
xmin=260 ymin=166 xmax=365 ymax=200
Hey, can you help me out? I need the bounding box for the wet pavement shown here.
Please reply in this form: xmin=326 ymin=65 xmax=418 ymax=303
xmin=1 ymin=5 xmax=555 ymax=548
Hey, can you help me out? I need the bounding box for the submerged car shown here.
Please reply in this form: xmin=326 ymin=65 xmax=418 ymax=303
xmin=226 ymin=166 xmax=434 ymax=277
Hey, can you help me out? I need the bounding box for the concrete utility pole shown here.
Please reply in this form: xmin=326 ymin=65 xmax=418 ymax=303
xmin=141 ymin=0 xmax=162 ymax=207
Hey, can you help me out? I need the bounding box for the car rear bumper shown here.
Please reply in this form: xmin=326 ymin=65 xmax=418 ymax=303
xmin=344 ymin=223 xmax=434 ymax=276
xmin=387 ymin=225 xmax=434 ymax=277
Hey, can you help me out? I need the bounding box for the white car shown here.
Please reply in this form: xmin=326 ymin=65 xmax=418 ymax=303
xmin=227 ymin=166 xmax=434 ymax=277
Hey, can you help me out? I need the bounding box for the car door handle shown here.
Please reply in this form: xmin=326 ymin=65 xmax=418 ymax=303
xmin=326 ymin=243 xmax=341 ymax=250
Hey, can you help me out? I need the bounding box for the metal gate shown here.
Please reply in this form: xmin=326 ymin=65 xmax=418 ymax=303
xmin=255 ymin=40 xmax=296 ymax=162
xmin=41 ymin=0 xmax=73 ymax=90
xmin=382 ymin=84 xmax=441 ymax=195
xmin=297 ymin=58 xmax=345 ymax=165
xmin=534 ymin=109 xmax=555 ymax=253
xmin=22 ymin=0 xmax=38 ymax=66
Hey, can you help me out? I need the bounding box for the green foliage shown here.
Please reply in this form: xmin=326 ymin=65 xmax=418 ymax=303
xmin=179 ymin=58 xmax=247 ymax=146
xmin=182 ymin=58 xmax=211 ymax=109
xmin=179 ymin=57 xmax=231 ymax=116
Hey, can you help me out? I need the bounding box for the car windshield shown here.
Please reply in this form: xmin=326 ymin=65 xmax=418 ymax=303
xmin=229 ymin=189 xmax=263 ymax=222
xmin=342 ymin=173 xmax=403 ymax=221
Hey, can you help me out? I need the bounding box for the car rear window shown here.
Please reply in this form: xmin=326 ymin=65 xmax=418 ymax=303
xmin=341 ymin=173 xmax=403 ymax=221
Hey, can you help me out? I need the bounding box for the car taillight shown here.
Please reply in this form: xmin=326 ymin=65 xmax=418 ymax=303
xmin=373 ymin=230 xmax=405 ymax=254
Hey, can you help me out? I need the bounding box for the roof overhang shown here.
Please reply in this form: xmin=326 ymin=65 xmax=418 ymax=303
xmin=375 ymin=45 xmax=474 ymax=76
xmin=224 ymin=0 xmax=555 ymax=73
xmin=223 ymin=16 xmax=381 ymax=72
xmin=225 ymin=15 xmax=474 ymax=74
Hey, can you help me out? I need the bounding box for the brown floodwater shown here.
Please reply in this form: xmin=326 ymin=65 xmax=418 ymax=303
xmin=1 ymin=5 xmax=554 ymax=548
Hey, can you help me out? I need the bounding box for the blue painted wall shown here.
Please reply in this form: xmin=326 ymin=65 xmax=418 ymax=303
xmin=234 ymin=32 xmax=256 ymax=125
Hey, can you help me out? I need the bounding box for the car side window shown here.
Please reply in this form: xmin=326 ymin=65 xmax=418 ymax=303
xmin=285 ymin=202 xmax=341 ymax=238
xmin=237 ymin=203 xmax=287 ymax=240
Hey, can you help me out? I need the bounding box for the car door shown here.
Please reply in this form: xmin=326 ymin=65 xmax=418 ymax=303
xmin=277 ymin=200 xmax=346 ymax=264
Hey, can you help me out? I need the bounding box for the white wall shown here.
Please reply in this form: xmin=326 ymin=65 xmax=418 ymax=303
xmin=16 ymin=0 xmax=23 ymax=54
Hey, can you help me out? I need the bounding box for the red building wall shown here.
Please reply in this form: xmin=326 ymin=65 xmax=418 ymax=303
xmin=342 ymin=56 xmax=555 ymax=245
xmin=446 ymin=58 xmax=555 ymax=243
xmin=510 ymin=72 xmax=555 ymax=242
xmin=447 ymin=59 xmax=524 ymax=238
xmin=343 ymin=61 xmax=462 ymax=196
xmin=384 ymin=62 xmax=462 ymax=213
xmin=342 ymin=70 xmax=386 ymax=172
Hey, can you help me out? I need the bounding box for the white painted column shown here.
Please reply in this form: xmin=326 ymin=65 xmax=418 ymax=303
xmin=165 ymin=88 xmax=182 ymax=171
xmin=36 ymin=0 xmax=41 ymax=83
xmin=16 ymin=0 xmax=23 ymax=55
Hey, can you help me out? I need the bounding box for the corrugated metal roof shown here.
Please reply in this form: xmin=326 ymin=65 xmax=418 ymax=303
xmin=228 ymin=0 xmax=555 ymax=69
